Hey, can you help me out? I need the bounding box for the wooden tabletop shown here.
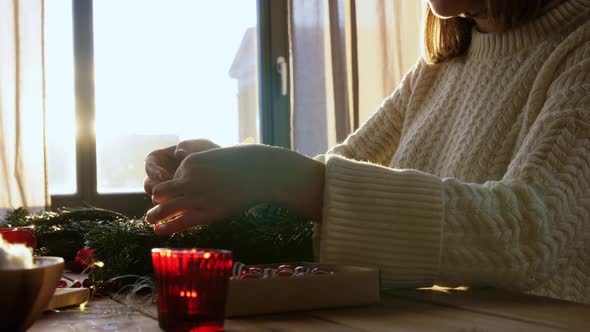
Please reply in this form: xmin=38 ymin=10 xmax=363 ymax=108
xmin=30 ymin=287 xmax=589 ymax=331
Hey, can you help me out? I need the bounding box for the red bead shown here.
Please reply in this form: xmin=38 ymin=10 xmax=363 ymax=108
xmin=248 ymin=267 xmax=262 ymax=275
xmin=57 ymin=280 xmax=67 ymax=288
xmin=82 ymin=278 xmax=93 ymax=288
xmin=71 ymin=281 xmax=82 ymax=288
xmin=240 ymin=273 xmax=261 ymax=279
xmin=276 ymin=269 xmax=293 ymax=277
xmin=277 ymin=264 xmax=293 ymax=270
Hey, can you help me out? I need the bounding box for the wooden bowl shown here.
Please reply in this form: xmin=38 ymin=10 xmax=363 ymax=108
xmin=0 ymin=256 xmax=64 ymax=332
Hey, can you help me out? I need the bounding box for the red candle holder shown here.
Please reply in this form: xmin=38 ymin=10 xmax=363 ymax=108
xmin=0 ymin=226 xmax=36 ymax=249
xmin=151 ymin=248 xmax=233 ymax=332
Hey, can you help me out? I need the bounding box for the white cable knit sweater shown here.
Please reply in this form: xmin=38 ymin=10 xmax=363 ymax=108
xmin=316 ymin=0 xmax=590 ymax=304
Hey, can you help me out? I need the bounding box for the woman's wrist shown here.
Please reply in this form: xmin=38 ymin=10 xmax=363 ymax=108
xmin=288 ymin=153 xmax=325 ymax=222
xmin=258 ymin=146 xmax=325 ymax=221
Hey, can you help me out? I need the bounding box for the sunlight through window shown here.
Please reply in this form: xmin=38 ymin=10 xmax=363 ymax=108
xmin=46 ymin=0 xmax=260 ymax=194
xmin=45 ymin=0 xmax=76 ymax=195
xmin=94 ymin=0 xmax=259 ymax=193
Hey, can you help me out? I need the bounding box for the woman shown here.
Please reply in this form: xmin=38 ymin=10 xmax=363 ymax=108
xmin=144 ymin=0 xmax=590 ymax=303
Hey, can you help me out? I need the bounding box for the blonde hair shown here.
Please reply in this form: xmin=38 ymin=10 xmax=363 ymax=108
xmin=423 ymin=0 xmax=547 ymax=64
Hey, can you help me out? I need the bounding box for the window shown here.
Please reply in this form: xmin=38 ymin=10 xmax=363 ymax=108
xmin=46 ymin=0 xmax=290 ymax=216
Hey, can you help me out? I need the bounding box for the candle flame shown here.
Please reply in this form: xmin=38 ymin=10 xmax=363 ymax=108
xmin=179 ymin=290 xmax=198 ymax=298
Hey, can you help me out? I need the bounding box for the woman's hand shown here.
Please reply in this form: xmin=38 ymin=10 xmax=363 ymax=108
xmin=144 ymin=139 xmax=220 ymax=194
xmin=145 ymin=144 xmax=325 ymax=235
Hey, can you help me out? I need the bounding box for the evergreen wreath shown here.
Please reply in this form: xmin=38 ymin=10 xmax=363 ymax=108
xmin=1 ymin=206 xmax=314 ymax=288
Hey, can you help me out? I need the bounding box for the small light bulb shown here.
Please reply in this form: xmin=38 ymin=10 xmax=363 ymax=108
xmin=79 ymin=301 xmax=88 ymax=311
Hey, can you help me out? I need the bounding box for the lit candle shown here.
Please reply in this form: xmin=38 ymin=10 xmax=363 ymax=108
xmin=0 ymin=226 xmax=36 ymax=249
xmin=151 ymin=248 xmax=232 ymax=332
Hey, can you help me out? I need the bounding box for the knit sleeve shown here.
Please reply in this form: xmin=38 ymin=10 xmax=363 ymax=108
xmin=318 ymin=47 xmax=590 ymax=291
xmin=312 ymin=61 xmax=422 ymax=259
xmin=314 ymin=61 xmax=423 ymax=166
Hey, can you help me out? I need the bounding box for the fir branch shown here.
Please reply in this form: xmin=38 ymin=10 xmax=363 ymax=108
xmin=1 ymin=205 xmax=314 ymax=284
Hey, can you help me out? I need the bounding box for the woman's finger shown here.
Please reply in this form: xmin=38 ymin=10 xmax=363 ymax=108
xmin=152 ymin=179 xmax=185 ymax=204
xmin=175 ymin=139 xmax=220 ymax=160
xmin=145 ymin=156 xmax=172 ymax=181
xmin=145 ymin=196 xmax=190 ymax=224
xmin=145 ymin=146 xmax=176 ymax=179
xmin=143 ymin=176 xmax=160 ymax=195
xmin=154 ymin=210 xmax=212 ymax=235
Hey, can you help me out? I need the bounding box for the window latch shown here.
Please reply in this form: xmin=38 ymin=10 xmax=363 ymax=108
xmin=276 ymin=56 xmax=288 ymax=96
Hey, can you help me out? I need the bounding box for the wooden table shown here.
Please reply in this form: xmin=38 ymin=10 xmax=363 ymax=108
xmin=30 ymin=288 xmax=589 ymax=331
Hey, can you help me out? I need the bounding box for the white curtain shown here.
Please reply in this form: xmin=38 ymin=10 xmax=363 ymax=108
xmin=0 ymin=0 xmax=49 ymax=212
xmin=291 ymin=0 xmax=424 ymax=156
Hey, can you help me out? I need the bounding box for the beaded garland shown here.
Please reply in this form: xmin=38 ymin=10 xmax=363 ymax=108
xmin=231 ymin=262 xmax=334 ymax=279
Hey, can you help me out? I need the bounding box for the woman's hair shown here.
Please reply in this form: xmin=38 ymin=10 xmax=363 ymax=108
xmin=423 ymin=0 xmax=547 ymax=64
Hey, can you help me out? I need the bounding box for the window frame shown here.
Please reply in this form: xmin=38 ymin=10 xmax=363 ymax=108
xmin=258 ymin=0 xmax=291 ymax=148
xmin=50 ymin=0 xmax=291 ymax=217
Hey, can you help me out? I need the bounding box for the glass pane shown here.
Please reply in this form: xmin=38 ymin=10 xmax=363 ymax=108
xmin=93 ymin=0 xmax=259 ymax=193
xmin=45 ymin=0 xmax=77 ymax=195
